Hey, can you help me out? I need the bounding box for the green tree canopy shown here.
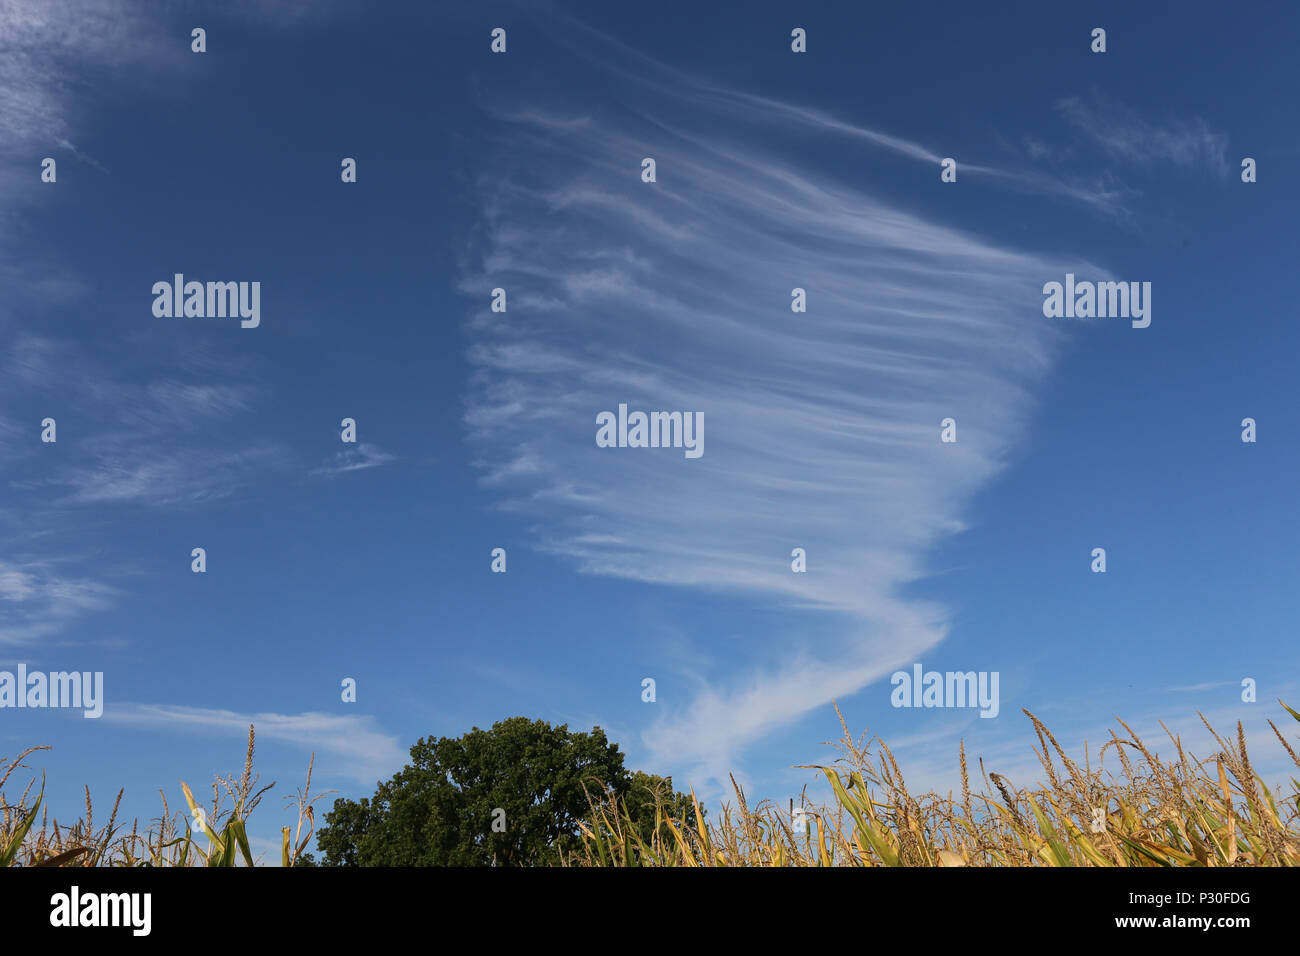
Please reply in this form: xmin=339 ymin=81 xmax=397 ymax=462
xmin=315 ymin=716 xmax=693 ymax=866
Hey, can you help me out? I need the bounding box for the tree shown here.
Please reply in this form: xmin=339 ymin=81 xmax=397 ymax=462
xmin=313 ymin=795 xmax=381 ymax=866
xmin=316 ymin=717 xmax=686 ymax=866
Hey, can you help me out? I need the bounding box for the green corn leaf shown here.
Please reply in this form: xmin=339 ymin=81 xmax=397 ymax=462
xmin=1 ymin=794 xmax=43 ymax=867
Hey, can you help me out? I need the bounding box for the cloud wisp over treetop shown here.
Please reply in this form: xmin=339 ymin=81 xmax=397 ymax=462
xmin=461 ymin=42 xmax=1107 ymax=782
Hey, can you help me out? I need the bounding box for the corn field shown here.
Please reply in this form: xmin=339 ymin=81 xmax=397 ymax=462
xmin=4 ymin=705 xmax=1298 ymax=867
xmin=0 ymin=725 xmax=331 ymax=867
xmin=572 ymin=703 xmax=1300 ymax=867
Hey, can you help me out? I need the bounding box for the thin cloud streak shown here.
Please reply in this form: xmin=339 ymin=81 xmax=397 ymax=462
xmin=1056 ymin=93 xmax=1231 ymax=176
xmin=105 ymin=703 xmax=406 ymax=785
xmin=0 ymin=558 xmax=116 ymax=647
xmin=312 ymin=444 xmax=398 ymax=476
xmin=0 ymin=334 xmax=288 ymax=507
xmin=535 ymin=15 xmax=1130 ymax=216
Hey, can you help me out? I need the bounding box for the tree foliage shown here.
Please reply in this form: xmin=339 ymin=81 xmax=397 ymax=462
xmin=316 ymin=717 xmax=691 ymax=866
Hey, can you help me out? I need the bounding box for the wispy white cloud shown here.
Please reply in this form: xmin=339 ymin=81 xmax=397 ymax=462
xmin=1166 ymin=679 xmax=1241 ymax=693
xmin=1056 ymin=93 xmax=1231 ymax=176
xmin=312 ymin=443 xmax=397 ymax=476
xmin=105 ymin=703 xmax=405 ymax=785
xmin=143 ymin=381 xmax=258 ymax=424
xmin=1023 ymin=136 xmax=1058 ymax=162
xmin=463 ymin=41 xmax=1108 ymax=786
xmin=0 ymin=558 xmax=116 ymax=647
xmin=53 ymin=136 xmax=109 ymax=174
xmin=533 ymin=16 xmax=1130 ymax=217
xmin=51 ymin=442 xmax=288 ymax=505
xmin=0 ymin=0 xmax=179 ymax=153
xmin=0 ymin=334 xmax=287 ymax=506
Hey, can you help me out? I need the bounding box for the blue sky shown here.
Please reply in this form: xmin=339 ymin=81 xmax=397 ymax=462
xmin=2 ymin=0 xmax=1297 ymax=862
